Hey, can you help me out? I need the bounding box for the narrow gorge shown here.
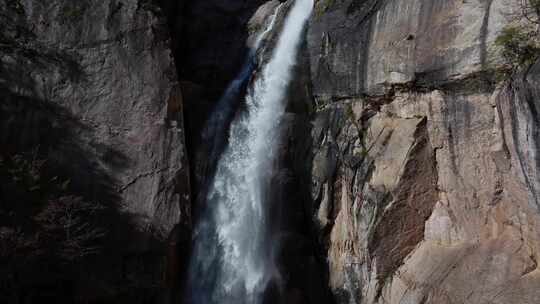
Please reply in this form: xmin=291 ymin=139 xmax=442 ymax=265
xmin=186 ymin=1 xmax=313 ymax=303
xmin=2 ymin=0 xmax=540 ymax=304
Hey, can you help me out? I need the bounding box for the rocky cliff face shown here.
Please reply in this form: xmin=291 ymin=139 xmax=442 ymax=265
xmin=162 ymin=0 xmax=540 ymax=303
xmin=1 ymin=0 xmax=190 ymax=302
xmin=302 ymin=0 xmax=540 ymax=303
xmin=4 ymin=0 xmax=540 ymax=303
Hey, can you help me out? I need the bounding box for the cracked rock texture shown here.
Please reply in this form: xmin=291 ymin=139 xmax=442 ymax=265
xmin=171 ymin=0 xmax=540 ymax=303
xmin=0 ymin=0 xmax=190 ymax=301
xmin=4 ymin=0 xmax=540 ymax=303
xmin=301 ymin=0 xmax=540 ymax=303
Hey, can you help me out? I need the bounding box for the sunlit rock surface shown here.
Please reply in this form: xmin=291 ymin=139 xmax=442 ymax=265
xmin=302 ymin=1 xmax=540 ymax=303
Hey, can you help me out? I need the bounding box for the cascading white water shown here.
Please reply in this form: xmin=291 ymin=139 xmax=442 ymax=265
xmin=196 ymin=5 xmax=281 ymax=186
xmin=187 ymin=1 xmax=314 ymax=303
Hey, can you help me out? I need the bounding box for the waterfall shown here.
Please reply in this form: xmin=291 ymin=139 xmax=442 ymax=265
xmin=187 ymin=0 xmax=314 ymax=303
xmin=195 ymin=5 xmax=281 ymax=193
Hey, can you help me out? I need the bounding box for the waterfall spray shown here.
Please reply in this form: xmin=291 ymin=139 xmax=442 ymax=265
xmin=187 ymin=1 xmax=314 ymax=303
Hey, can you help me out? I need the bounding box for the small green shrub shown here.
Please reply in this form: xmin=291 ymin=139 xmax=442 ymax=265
xmin=495 ymin=25 xmax=540 ymax=68
xmin=139 ymin=0 xmax=161 ymax=15
xmin=494 ymin=0 xmax=540 ymax=70
xmin=529 ymin=0 xmax=540 ymax=13
xmin=315 ymin=0 xmax=335 ymax=17
xmin=0 ymin=32 xmax=17 ymax=47
xmin=7 ymin=0 xmax=24 ymax=15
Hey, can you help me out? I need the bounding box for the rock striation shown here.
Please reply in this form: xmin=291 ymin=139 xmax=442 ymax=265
xmin=301 ymin=0 xmax=540 ymax=303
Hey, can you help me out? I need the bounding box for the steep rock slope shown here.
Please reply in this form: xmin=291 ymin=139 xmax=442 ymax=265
xmin=0 ymin=0 xmax=190 ymax=302
xmin=304 ymin=0 xmax=540 ymax=303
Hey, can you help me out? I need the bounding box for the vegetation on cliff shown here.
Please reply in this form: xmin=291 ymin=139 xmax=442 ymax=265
xmin=0 ymin=150 xmax=106 ymax=303
xmin=495 ymin=0 xmax=540 ymax=69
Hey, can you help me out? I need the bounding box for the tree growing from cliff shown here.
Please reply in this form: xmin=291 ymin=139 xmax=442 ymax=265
xmin=0 ymin=151 xmax=106 ymax=303
xmin=0 ymin=152 xmax=106 ymax=259
xmin=495 ymin=0 xmax=540 ymax=68
xmin=34 ymin=195 xmax=106 ymax=261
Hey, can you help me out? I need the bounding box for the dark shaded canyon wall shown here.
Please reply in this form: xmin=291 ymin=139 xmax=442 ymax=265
xmin=1 ymin=0 xmax=190 ymax=302
xmin=163 ymin=0 xmax=271 ymax=174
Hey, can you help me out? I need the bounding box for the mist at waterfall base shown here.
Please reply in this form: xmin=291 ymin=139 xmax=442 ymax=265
xmin=185 ymin=1 xmax=314 ymax=304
